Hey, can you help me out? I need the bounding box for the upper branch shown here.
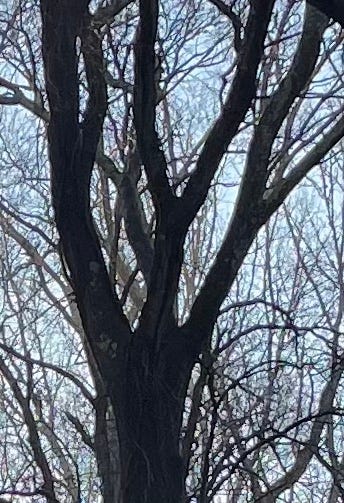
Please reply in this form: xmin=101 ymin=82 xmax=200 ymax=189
xmin=80 ymin=14 xmax=108 ymax=189
xmin=207 ymin=0 xmax=242 ymax=52
xmin=264 ymin=114 xmax=344 ymax=216
xmin=177 ymin=0 xmax=275 ymax=230
xmin=40 ymin=0 xmax=131 ymax=384
xmin=182 ymin=3 xmax=330 ymax=350
xmin=0 ymin=355 xmax=58 ymax=502
xmin=133 ymin=0 xmax=174 ymax=215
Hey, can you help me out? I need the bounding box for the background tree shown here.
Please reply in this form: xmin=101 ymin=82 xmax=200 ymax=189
xmin=1 ymin=0 xmax=344 ymax=501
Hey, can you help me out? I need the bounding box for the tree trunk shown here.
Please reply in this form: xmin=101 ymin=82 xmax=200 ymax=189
xmin=95 ymin=397 xmax=122 ymax=503
xmin=115 ymin=331 xmax=194 ymax=503
xmin=121 ymin=392 xmax=184 ymax=503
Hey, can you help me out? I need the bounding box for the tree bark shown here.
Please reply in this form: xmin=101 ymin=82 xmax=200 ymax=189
xmin=118 ymin=328 xmax=194 ymax=503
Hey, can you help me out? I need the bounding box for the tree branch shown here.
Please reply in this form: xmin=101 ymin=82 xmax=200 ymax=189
xmin=133 ymin=0 xmax=174 ymax=215
xmin=183 ymin=3 xmax=330 ymax=349
xmin=40 ymin=1 xmax=131 ymax=394
xmin=65 ymin=411 xmax=94 ymax=449
xmin=0 ymin=76 xmax=49 ymax=121
xmin=178 ymin=0 xmax=275 ymax=230
xmin=118 ymin=150 xmax=154 ymax=282
xmin=259 ymin=359 xmax=344 ymax=501
xmin=207 ymin=0 xmax=242 ymax=52
xmin=0 ymin=341 xmax=94 ymax=404
xmin=0 ymin=355 xmax=58 ymax=502
xmin=264 ymin=114 xmax=344 ymax=215
xmin=0 ymin=54 xmax=153 ymax=287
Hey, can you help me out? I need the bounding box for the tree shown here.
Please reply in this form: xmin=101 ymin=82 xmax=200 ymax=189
xmin=1 ymin=0 xmax=344 ymax=501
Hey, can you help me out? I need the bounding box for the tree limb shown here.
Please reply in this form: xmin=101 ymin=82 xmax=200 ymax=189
xmin=308 ymin=0 xmax=344 ymax=27
xmin=133 ymin=0 xmax=174 ymax=215
xmin=183 ymin=3 xmax=330 ymax=349
xmin=0 ymin=355 xmax=58 ymax=502
xmin=0 ymin=341 xmax=95 ymax=404
xmin=178 ymin=0 xmax=275 ymax=230
xmin=264 ymin=114 xmax=344 ymax=215
xmin=40 ymin=1 xmax=131 ymax=395
xmin=259 ymin=359 xmax=344 ymax=501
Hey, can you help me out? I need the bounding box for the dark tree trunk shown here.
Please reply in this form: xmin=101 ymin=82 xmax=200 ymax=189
xmin=117 ymin=330 xmax=194 ymax=503
xmin=121 ymin=386 xmax=184 ymax=503
xmin=94 ymin=396 xmax=121 ymax=503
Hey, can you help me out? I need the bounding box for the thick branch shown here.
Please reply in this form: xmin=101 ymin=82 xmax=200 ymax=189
xmin=40 ymin=1 xmax=131 ymax=393
xmin=264 ymin=114 xmax=344 ymax=215
xmin=0 ymin=57 xmax=152 ymax=288
xmin=65 ymin=411 xmax=94 ymax=449
xmin=183 ymin=4 xmax=330 ymax=349
xmin=120 ymin=171 xmax=154 ymax=281
xmin=207 ymin=0 xmax=242 ymax=51
xmin=133 ymin=0 xmax=174 ymax=214
xmin=178 ymin=0 xmax=275 ymax=229
xmin=96 ymin=149 xmax=153 ymax=282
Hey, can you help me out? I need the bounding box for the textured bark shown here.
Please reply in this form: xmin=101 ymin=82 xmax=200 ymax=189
xmin=94 ymin=397 xmax=121 ymax=503
xmin=119 ymin=330 xmax=194 ymax=502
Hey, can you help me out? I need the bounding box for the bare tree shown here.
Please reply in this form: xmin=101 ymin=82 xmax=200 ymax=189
xmin=1 ymin=0 xmax=344 ymax=501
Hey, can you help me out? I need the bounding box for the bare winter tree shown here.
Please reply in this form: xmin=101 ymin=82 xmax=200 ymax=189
xmin=1 ymin=0 xmax=344 ymax=501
